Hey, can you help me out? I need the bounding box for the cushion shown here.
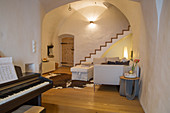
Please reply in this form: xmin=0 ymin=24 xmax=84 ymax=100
xmin=108 ymin=61 xmax=116 ymax=64
xmin=116 ymin=61 xmax=129 ymax=65
xmin=120 ymin=57 xmax=128 ymax=62
xmin=93 ymin=57 xmax=107 ymax=64
xmin=108 ymin=61 xmax=130 ymax=65
xmin=81 ymin=62 xmax=92 ymax=66
xmin=106 ymin=57 xmax=119 ymax=62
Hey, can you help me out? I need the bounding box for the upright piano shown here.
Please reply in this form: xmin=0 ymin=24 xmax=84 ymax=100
xmin=0 ymin=73 xmax=53 ymax=113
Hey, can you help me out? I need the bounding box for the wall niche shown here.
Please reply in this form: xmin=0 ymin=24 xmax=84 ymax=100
xmin=47 ymin=45 xmax=54 ymax=58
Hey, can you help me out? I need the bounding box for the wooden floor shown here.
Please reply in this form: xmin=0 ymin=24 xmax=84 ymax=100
xmin=42 ymin=67 xmax=72 ymax=76
xmin=42 ymin=67 xmax=144 ymax=113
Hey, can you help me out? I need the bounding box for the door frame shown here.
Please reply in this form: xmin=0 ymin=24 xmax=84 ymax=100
xmin=58 ymin=34 xmax=74 ymax=67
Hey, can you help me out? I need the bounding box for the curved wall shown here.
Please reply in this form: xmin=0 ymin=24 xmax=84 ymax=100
xmin=139 ymin=0 xmax=170 ymax=112
xmin=41 ymin=4 xmax=74 ymax=62
xmin=42 ymin=4 xmax=129 ymax=65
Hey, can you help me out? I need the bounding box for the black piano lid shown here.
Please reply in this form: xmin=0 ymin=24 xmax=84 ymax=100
xmin=0 ymin=73 xmax=40 ymax=88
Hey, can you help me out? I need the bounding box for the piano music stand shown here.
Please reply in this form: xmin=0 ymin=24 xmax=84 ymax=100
xmin=14 ymin=65 xmax=23 ymax=78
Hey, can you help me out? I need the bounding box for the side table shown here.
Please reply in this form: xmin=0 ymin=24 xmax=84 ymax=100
xmin=119 ymin=76 xmax=140 ymax=100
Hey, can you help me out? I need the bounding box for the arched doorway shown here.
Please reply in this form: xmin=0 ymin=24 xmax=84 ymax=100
xmin=59 ymin=34 xmax=74 ymax=67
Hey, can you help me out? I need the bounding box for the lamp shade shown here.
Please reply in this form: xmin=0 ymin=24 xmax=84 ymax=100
xmin=124 ymin=47 xmax=128 ymax=59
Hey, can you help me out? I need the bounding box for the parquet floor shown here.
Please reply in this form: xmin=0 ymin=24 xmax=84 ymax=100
xmin=42 ymin=67 xmax=144 ymax=113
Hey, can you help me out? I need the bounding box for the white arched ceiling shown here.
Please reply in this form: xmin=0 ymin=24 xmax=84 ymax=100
xmin=41 ymin=0 xmax=143 ymax=54
xmin=41 ymin=0 xmax=130 ymax=64
xmin=41 ymin=0 xmax=143 ymax=61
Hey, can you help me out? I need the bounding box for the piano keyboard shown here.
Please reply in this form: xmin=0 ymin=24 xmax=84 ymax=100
xmin=0 ymin=82 xmax=49 ymax=105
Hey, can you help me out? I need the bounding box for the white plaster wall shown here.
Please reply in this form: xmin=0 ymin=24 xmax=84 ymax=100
xmin=85 ymin=30 xmax=132 ymax=63
xmin=107 ymin=0 xmax=144 ymax=58
xmin=139 ymin=0 xmax=170 ymax=112
xmin=102 ymin=34 xmax=133 ymax=59
xmin=41 ymin=5 xmax=74 ymax=63
xmin=57 ymin=5 xmax=129 ymax=64
xmin=40 ymin=0 xmax=78 ymax=13
xmin=0 ymin=0 xmax=44 ymax=72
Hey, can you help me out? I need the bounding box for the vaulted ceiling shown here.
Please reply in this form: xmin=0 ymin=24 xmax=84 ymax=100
xmin=39 ymin=0 xmax=140 ymax=14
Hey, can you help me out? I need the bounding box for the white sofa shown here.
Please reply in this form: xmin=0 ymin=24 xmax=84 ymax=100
xmin=94 ymin=64 xmax=131 ymax=85
xmin=93 ymin=57 xmax=133 ymax=85
xmin=71 ymin=57 xmax=139 ymax=84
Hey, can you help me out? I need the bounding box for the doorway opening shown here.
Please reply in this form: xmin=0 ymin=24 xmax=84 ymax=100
xmin=59 ymin=34 xmax=74 ymax=67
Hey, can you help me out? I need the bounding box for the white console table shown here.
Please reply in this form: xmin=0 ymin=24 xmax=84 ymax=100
xmin=42 ymin=61 xmax=55 ymax=74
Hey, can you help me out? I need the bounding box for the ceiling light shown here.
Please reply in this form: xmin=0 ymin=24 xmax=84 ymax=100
xmin=68 ymin=4 xmax=72 ymax=11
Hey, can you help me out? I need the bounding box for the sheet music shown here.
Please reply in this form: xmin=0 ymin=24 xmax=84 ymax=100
xmin=0 ymin=57 xmax=18 ymax=84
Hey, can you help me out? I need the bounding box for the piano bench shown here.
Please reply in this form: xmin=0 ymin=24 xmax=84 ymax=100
xmin=12 ymin=105 xmax=45 ymax=113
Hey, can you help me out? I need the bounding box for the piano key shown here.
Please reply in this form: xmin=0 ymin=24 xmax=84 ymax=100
xmin=0 ymin=82 xmax=49 ymax=105
xmin=0 ymin=79 xmax=41 ymax=97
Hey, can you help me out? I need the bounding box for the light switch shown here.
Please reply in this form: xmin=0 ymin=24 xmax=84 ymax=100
xmin=32 ymin=40 xmax=36 ymax=53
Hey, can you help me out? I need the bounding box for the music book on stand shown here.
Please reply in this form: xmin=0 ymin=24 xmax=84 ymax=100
xmin=0 ymin=57 xmax=18 ymax=84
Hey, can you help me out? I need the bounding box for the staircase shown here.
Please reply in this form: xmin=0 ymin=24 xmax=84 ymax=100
xmin=75 ymin=25 xmax=131 ymax=65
